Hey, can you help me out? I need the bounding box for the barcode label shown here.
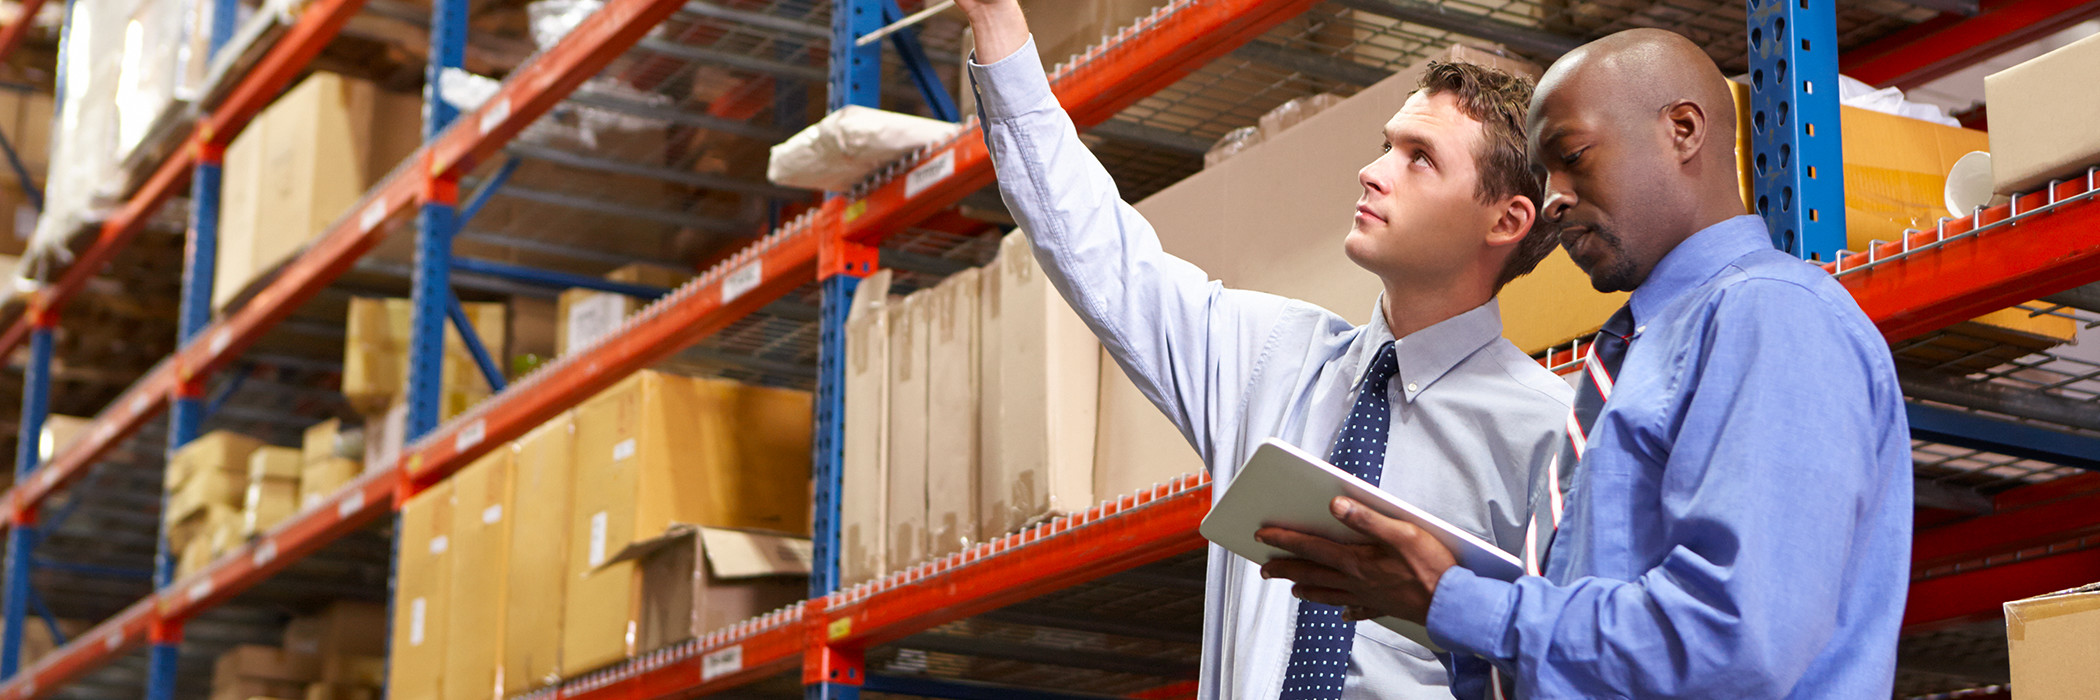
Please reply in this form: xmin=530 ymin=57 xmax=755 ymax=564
xmin=361 ymin=202 xmax=387 ymax=231
xmin=905 ymin=149 xmax=956 ymax=199
xmin=701 ymin=646 xmax=743 ymax=681
xmin=722 ymin=262 xmax=762 ymax=304
xmin=455 ymin=419 xmax=485 ymax=451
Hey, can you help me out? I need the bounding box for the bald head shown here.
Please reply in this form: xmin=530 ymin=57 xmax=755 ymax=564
xmin=1524 ymin=28 xmax=1746 ymax=293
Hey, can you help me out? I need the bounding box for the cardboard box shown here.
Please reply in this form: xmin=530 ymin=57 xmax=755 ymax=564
xmin=2005 ymin=583 xmax=2100 ymax=698
xmin=168 ymin=431 xmax=265 ymax=491
xmin=302 ymin=420 xmax=362 ymax=467
xmin=387 ymin=483 xmax=452 ymax=700
xmin=320 ymin=655 xmax=386 ymax=688
xmin=1986 ymin=32 xmax=2100 ymax=196
xmin=510 ymin=296 xmax=559 ymax=376
xmin=304 ymin=683 xmax=380 ymax=700
xmin=1093 ymin=345 xmax=1206 ymax=502
xmin=841 ymin=271 xmax=893 ymax=586
xmin=364 ymin=402 xmax=407 ymax=474
xmin=242 ymin=447 xmax=302 ymax=536
xmin=982 ymin=232 xmax=1100 ymax=536
xmin=341 ymin=297 xmax=507 ymax=417
xmin=563 ymin=372 xmax=813 ymax=672
xmin=925 ymin=269 xmax=981 ymax=559
xmin=212 ymin=678 xmax=307 ymax=700
xmin=299 ymin=459 xmax=363 ymax=511
xmin=600 ymin=525 xmax=810 ymax=654
xmin=556 ymin=263 xmax=695 ymax=355
xmin=443 ymin=449 xmax=514 ymax=700
xmin=214 ymin=645 xmax=312 ymax=686
xmin=886 ymin=292 xmax=930 ymax=572
xmin=503 ymin=415 xmax=575 ymax=695
xmin=283 ymin=601 xmax=388 ymax=680
xmin=178 ymin=535 xmax=216 ymax=580
xmin=216 ymin=72 xmax=422 ymax=311
xmin=975 ymin=259 xmax=1004 ymax=540
xmin=167 ymin=468 xmax=247 ymax=530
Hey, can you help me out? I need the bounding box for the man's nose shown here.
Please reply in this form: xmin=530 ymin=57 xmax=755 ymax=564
xmin=1541 ymin=183 xmax=1576 ymax=223
xmin=1359 ymin=162 xmax=1389 ymax=196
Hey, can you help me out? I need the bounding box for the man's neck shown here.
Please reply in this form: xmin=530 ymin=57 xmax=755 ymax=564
xmin=1381 ymin=277 xmax=1493 ymax=340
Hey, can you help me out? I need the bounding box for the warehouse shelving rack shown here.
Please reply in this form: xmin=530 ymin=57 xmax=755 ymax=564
xmin=0 ymin=0 xmax=2090 ymax=698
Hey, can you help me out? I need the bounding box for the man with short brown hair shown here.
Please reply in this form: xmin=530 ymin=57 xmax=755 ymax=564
xmin=958 ymin=1 xmax=1571 ymax=697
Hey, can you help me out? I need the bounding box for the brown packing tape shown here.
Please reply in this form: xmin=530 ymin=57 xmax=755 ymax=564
xmin=2005 ymin=587 xmax=2100 ymax=641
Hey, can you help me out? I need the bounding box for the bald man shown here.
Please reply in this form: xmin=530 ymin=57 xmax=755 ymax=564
xmin=1261 ymin=28 xmax=1911 ymax=698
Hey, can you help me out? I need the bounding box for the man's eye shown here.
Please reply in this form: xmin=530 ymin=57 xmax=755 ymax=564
xmin=1412 ymin=152 xmax=1431 ymax=168
xmin=1562 ymin=148 xmax=1587 ymax=166
xmin=1381 ymin=142 xmax=1392 ymax=154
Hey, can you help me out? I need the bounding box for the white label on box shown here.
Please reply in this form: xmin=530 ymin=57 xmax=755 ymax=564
xmin=722 ymin=262 xmax=762 ymax=304
xmin=409 ymin=597 xmax=427 ymax=646
xmin=567 ymin=292 xmax=625 ymax=352
xmin=612 ymin=438 xmax=636 ymax=462
xmin=480 ymin=97 xmax=511 ymax=135
xmin=905 ymin=149 xmax=956 ymax=199
xmin=483 ymin=504 xmax=502 ymax=524
xmin=208 ymin=329 xmax=231 ymax=356
xmin=455 ymin=419 xmax=485 ymax=452
xmin=701 ymin=646 xmax=743 ymax=681
xmin=360 ymin=201 xmax=387 ymax=232
xmin=588 ymin=511 xmax=608 ymax=567
xmin=429 ymin=535 xmax=448 ymax=555
xmin=252 ymin=540 xmax=277 ymax=567
xmin=338 ymin=491 xmax=365 ymax=519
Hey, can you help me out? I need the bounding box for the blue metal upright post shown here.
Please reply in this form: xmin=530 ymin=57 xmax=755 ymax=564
xmin=1747 ymin=0 xmax=1845 ymax=260
xmin=829 ymin=0 xmax=883 ymax=111
xmin=1 ymin=321 xmax=53 ymax=678
xmin=408 ymin=0 xmax=470 ymax=441
xmin=809 ymin=273 xmax=858 ymax=600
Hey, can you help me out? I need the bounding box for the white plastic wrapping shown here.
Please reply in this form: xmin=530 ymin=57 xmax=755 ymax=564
xmin=115 ymin=0 xmax=197 ymax=161
xmin=1204 ymin=125 xmax=1262 ymax=170
xmin=767 ymin=105 xmax=963 ymax=192
xmin=29 ymin=0 xmax=130 ymax=274
xmin=528 ymin=0 xmax=603 ymax=50
xmin=439 ymin=67 xmax=670 ymax=150
xmin=1837 ymin=74 xmax=1959 ymax=127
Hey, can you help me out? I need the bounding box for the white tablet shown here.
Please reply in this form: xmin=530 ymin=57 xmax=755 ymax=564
xmin=1198 ymin=438 xmax=1525 ymax=649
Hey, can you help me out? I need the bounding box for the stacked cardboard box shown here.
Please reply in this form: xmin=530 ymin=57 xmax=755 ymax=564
xmin=442 ymin=450 xmax=514 ymax=700
xmin=284 ymin=601 xmax=388 ymax=700
xmin=211 ymin=645 xmax=309 ymax=700
xmin=601 ymin=525 xmax=810 ymax=654
xmin=502 ymin=415 xmax=576 ymax=696
xmin=341 ymin=297 xmax=508 ymax=418
xmin=300 ymin=420 xmax=365 ymax=510
xmin=216 ymin=72 xmax=422 ymax=311
xmin=556 ymin=263 xmax=695 ymax=356
xmin=166 ymin=431 xmax=264 ymax=578
xmin=2004 ymin=584 xmax=2100 ymax=697
xmin=840 ymin=271 xmax=893 ymax=587
xmin=242 ymin=447 xmax=302 ymax=537
xmin=563 ymin=371 xmax=812 ymax=673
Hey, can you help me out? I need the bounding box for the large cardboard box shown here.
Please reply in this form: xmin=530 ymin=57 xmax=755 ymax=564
xmin=841 ymin=271 xmax=893 ymax=586
xmin=305 ymin=682 xmax=380 ymax=700
xmin=443 ymin=449 xmax=515 ymax=700
xmin=2005 ymin=584 xmax=2100 ymax=698
xmin=885 ymin=292 xmax=930 ymax=572
xmin=284 ymin=603 xmax=388 ymax=680
xmin=563 ymin=372 xmax=813 ymax=672
xmin=166 ymin=468 xmax=247 ymax=531
xmin=302 ymin=420 xmax=362 ymax=467
xmin=387 ymin=483 xmax=452 ymax=700
xmin=600 ymin=525 xmax=811 ymax=654
xmin=925 ymin=269 xmax=980 ymax=559
xmin=216 ymin=72 xmax=422 ymax=311
xmin=503 ymin=415 xmax=575 ymax=695
xmin=1985 ymin=32 xmax=2100 ymax=196
xmin=1093 ymin=346 xmax=1206 ymax=502
xmin=556 ymin=263 xmax=695 ymax=355
xmin=982 ymin=232 xmax=1100 ymax=536
xmin=510 ymin=296 xmax=560 ymax=376
xmin=975 ymin=259 xmax=1004 ymax=539
xmin=341 ymin=297 xmax=508 ymax=417
xmin=299 ymin=459 xmax=363 ymax=511
xmin=212 ymin=645 xmax=311 ymax=700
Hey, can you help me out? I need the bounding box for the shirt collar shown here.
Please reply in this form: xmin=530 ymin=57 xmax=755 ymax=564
xmin=1361 ymin=296 xmax=1505 ymax=403
xmin=1627 ymin=215 xmax=1772 ymax=329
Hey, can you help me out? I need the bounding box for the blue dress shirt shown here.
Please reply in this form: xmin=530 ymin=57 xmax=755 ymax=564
xmin=1427 ymin=215 xmax=1914 ymax=698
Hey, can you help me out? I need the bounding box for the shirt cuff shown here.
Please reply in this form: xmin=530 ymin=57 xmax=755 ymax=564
xmin=1426 ymin=567 xmax=1519 ymax=660
xmin=966 ymin=36 xmax=1057 ymax=121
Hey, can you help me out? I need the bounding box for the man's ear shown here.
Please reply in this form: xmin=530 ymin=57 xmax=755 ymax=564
xmin=1486 ymin=195 xmax=1535 ymax=249
xmin=1666 ymin=100 xmax=1707 ymax=165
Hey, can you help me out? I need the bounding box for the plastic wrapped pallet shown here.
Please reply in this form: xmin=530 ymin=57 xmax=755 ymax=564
xmin=980 ymin=232 xmax=1099 ymax=536
xmin=30 ymin=0 xmax=129 ymax=265
xmin=768 ymin=106 xmax=961 ymax=191
xmin=841 ymin=270 xmax=893 ymax=586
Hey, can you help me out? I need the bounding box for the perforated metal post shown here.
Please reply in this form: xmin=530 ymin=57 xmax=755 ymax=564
xmin=829 ymin=0 xmax=883 ymax=111
xmin=1747 ymin=0 xmax=1845 ymax=260
xmin=1 ymin=320 xmax=53 ymax=679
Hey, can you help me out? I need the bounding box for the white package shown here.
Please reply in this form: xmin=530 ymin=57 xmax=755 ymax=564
xmin=767 ymin=105 xmax=961 ymax=192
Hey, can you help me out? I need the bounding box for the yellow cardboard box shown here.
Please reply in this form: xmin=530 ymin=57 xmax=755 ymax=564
xmin=2005 ymin=584 xmax=2100 ymax=698
xmin=341 ymin=296 xmax=507 ymax=416
xmin=386 ymin=483 xmax=452 ymax=700
xmin=503 ymin=415 xmax=575 ymax=695
xmin=442 ymin=449 xmax=514 ymax=700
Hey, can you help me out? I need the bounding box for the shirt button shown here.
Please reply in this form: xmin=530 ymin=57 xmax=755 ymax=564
xmin=1405 ymin=382 xmax=1418 ymax=393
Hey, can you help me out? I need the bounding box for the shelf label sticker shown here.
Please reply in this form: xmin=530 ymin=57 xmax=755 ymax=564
xmin=905 ymin=149 xmax=956 ymax=199
xmin=409 ymin=597 xmax=428 ymax=646
xmin=722 ymin=262 xmax=762 ymax=304
xmin=827 ymin=618 xmax=851 ymax=641
xmin=429 ymin=535 xmax=449 ymax=555
xmin=187 ymin=580 xmax=213 ymax=604
xmin=95 ymin=422 xmax=117 ymax=446
xmin=483 ymin=504 xmax=503 ymax=525
xmin=105 ymin=633 xmax=121 ymax=651
xmin=701 ymin=645 xmax=743 ymax=682
xmin=361 ymin=201 xmax=387 ymax=232
xmin=338 ymin=491 xmax=365 ymax=519
xmin=131 ymin=394 xmax=149 ymax=415
xmin=38 ymin=469 xmax=54 ymax=488
xmin=612 ymin=439 xmax=637 ymax=462
xmin=587 ymin=511 xmax=609 ymax=567
xmin=455 ymin=419 xmax=486 ymax=452
xmin=253 ymin=540 xmax=278 ymax=567
xmin=480 ymin=97 xmax=511 ymax=135
xmin=209 ymin=329 xmax=232 ymax=356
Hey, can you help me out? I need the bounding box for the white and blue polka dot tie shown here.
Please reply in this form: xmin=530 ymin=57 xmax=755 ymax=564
xmin=1279 ymin=341 xmax=1400 ymax=700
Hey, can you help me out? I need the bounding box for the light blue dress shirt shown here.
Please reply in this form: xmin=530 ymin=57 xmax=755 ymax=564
xmin=1427 ymin=216 xmax=1914 ymax=698
xmin=970 ymin=38 xmax=1572 ymax=700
